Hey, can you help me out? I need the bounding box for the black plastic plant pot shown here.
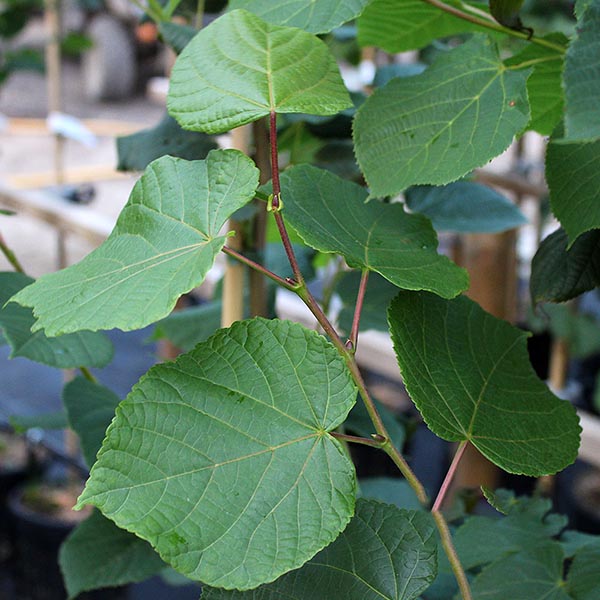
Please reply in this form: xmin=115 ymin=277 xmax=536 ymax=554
xmin=7 ymin=487 xmax=128 ymax=600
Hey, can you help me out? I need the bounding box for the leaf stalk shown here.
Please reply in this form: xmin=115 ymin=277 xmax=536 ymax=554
xmin=0 ymin=232 xmax=25 ymax=274
xmin=420 ymin=0 xmax=566 ymax=53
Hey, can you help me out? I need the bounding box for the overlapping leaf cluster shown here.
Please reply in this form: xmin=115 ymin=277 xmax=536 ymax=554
xmin=1 ymin=1 xmax=595 ymax=599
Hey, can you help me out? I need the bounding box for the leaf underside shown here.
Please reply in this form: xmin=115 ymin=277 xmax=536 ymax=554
xmin=546 ymin=137 xmax=600 ymax=245
xmin=280 ymin=165 xmax=469 ymax=299
xmin=228 ymin=0 xmax=371 ymax=34
xmin=12 ymin=150 xmax=259 ymax=336
xmin=77 ymin=318 xmax=357 ymax=590
xmin=167 ymin=9 xmax=351 ymax=134
xmin=388 ymin=292 xmax=581 ymax=476
xmin=353 ymin=36 xmax=530 ymax=197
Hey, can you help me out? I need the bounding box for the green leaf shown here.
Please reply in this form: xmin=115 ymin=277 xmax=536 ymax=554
xmin=0 ymin=272 xmax=113 ymax=368
xmin=117 ymin=113 xmax=217 ymax=172
xmin=228 ymin=0 xmax=371 ymax=34
xmin=560 ymin=530 xmax=600 ymax=558
xmin=357 ymin=0 xmax=488 ymax=53
xmin=0 ymin=208 xmax=16 ymax=216
xmin=353 ymin=36 xmax=530 ymax=197
xmin=405 ymin=181 xmax=527 ymax=233
xmin=12 ymin=151 xmax=259 ymax=336
xmin=564 ymin=1 xmax=600 ymax=141
xmin=388 ymin=292 xmax=581 ymax=476
xmin=337 ymin=271 xmax=400 ymax=334
xmin=455 ymin=495 xmax=567 ymax=569
xmin=63 ymin=377 xmax=121 ymax=469
xmin=167 ymin=10 xmax=352 ymax=135
xmin=470 ymin=542 xmax=570 ymax=600
xmin=546 ymin=137 xmax=600 ymax=245
xmin=9 ymin=411 xmax=68 ymax=433
xmin=490 ymin=0 xmax=526 ymax=29
xmin=530 ymin=228 xmax=600 ymax=303
xmin=77 ymin=318 xmax=357 ymax=590
xmin=280 ymin=165 xmax=469 ymax=299
xmin=151 ymin=301 xmax=223 ymax=352
xmin=158 ymin=21 xmax=197 ymax=54
xmin=504 ymin=34 xmax=567 ymax=135
xmin=359 ymin=478 xmax=422 ymax=511
xmin=201 ymin=499 xmax=437 ymax=600
xmin=567 ymin=545 xmax=600 ymax=599
xmin=59 ymin=510 xmax=165 ymax=599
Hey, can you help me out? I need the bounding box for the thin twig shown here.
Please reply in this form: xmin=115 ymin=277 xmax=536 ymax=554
xmin=420 ymin=0 xmax=566 ymax=53
xmin=268 ymin=112 xmax=305 ymax=285
xmin=79 ymin=366 xmax=97 ymax=383
xmin=433 ymin=511 xmax=473 ymax=600
xmin=432 ymin=440 xmax=468 ymax=512
xmin=331 ymin=431 xmax=386 ymax=449
xmin=346 ymin=269 xmax=369 ymax=352
xmin=223 ymin=246 xmax=299 ymax=292
xmin=0 ymin=232 xmax=25 ymax=273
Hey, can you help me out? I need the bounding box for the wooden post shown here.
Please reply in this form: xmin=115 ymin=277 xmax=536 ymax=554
xmin=44 ymin=0 xmax=65 ymax=185
xmin=221 ymin=126 xmax=251 ymax=328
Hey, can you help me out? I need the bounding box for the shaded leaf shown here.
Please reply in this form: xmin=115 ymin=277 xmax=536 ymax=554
xmin=228 ymin=0 xmax=371 ymax=34
xmin=202 ymin=499 xmax=437 ymax=600
xmin=546 ymin=137 xmax=600 ymax=245
xmin=567 ymin=545 xmax=600 ymax=599
xmin=530 ymin=228 xmax=600 ymax=303
xmin=504 ymin=34 xmax=567 ymax=135
xmin=117 ymin=113 xmax=217 ymax=172
xmin=470 ymin=542 xmax=570 ymax=600
xmin=455 ymin=495 xmax=567 ymax=569
xmin=357 ymin=0 xmax=488 ymax=53
xmin=9 ymin=411 xmax=68 ymax=433
xmin=168 ymin=10 xmax=351 ymax=135
xmin=359 ymin=478 xmax=422 ymax=511
xmin=560 ymin=530 xmax=600 ymax=558
xmin=0 ymin=272 xmax=113 ymax=368
xmin=77 ymin=318 xmax=357 ymax=590
xmin=281 ymin=165 xmax=468 ymax=299
xmin=337 ymin=271 xmax=400 ymax=334
xmin=353 ymin=36 xmax=530 ymax=197
xmin=159 ymin=21 xmax=197 ymax=54
xmin=13 ymin=151 xmax=259 ymax=336
xmin=405 ymin=181 xmax=526 ymax=233
xmin=151 ymin=301 xmax=223 ymax=352
xmin=564 ymin=1 xmax=600 ymax=141
xmin=63 ymin=377 xmax=121 ymax=469
xmin=490 ymin=0 xmax=526 ymax=30
xmin=59 ymin=510 xmax=165 ymax=599
xmin=388 ymin=292 xmax=581 ymax=476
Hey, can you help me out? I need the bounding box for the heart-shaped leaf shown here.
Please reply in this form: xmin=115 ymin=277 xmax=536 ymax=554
xmin=167 ymin=10 xmax=351 ymax=134
xmin=12 ymin=150 xmax=259 ymax=336
xmin=228 ymin=0 xmax=371 ymax=34
xmin=388 ymin=292 xmax=581 ymax=476
xmin=77 ymin=318 xmax=357 ymax=590
xmin=353 ymin=36 xmax=530 ymax=197
xmin=280 ymin=165 xmax=468 ymax=299
xmin=0 ymin=272 xmax=113 ymax=368
xmin=202 ymin=500 xmax=437 ymax=600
